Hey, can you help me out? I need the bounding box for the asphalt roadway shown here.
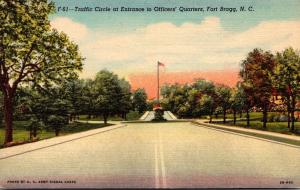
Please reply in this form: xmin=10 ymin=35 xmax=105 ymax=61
xmin=0 ymin=122 xmax=300 ymax=188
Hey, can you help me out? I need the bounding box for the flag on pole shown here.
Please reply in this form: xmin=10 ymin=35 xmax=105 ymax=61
xmin=158 ymin=61 xmax=165 ymax=67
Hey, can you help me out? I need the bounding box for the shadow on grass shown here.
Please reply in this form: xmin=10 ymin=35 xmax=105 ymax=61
xmin=210 ymin=120 xmax=300 ymax=136
xmin=193 ymin=121 xmax=300 ymax=147
xmin=0 ymin=122 xmax=113 ymax=149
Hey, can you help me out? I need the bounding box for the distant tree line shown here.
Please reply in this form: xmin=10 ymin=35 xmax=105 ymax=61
xmin=160 ymin=47 xmax=300 ymax=132
xmin=0 ymin=1 xmax=149 ymax=144
xmin=0 ymin=69 xmax=148 ymax=142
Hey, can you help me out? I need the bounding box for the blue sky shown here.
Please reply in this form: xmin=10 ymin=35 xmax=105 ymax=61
xmin=50 ymin=0 xmax=300 ymax=78
xmin=51 ymin=0 xmax=300 ymax=31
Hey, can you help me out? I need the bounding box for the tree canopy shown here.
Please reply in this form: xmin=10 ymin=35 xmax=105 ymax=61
xmin=0 ymin=0 xmax=83 ymax=143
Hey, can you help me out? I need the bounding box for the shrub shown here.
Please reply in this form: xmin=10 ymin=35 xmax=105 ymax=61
xmin=279 ymin=115 xmax=288 ymax=122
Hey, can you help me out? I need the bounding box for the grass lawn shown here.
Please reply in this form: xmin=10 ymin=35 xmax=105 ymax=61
xmin=201 ymin=112 xmax=300 ymax=136
xmin=0 ymin=121 xmax=112 ymax=148
xmin=79 ymin=111 xmax=143 ymax=121
xmin=203 ymin=112 xmax=263 ymax=120
xmin=214 ymin=120 xmax=300 ymax=136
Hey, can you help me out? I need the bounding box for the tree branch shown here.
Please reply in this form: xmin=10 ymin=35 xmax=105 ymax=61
xmin=11 ymin=42 xmax=36 ymax=92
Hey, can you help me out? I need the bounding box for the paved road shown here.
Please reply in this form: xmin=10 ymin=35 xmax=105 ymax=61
xmin=0 ymin=122 xmax=300 ymax=188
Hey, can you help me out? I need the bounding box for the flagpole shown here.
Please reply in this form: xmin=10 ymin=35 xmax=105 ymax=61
xmin=157 ymin=61 xmax=159 ymax=103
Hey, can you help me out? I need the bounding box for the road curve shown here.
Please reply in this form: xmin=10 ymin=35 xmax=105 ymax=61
xmin=0 ymin=122 xmax=299 ymax=188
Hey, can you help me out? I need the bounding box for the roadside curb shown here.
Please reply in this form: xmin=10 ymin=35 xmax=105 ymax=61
xmin=192 ymin=121 xmax=300 ymax=148
xmin=0 ymin=124 xmax=126 ymax=160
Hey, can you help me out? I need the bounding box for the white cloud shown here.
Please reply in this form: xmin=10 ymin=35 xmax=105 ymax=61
xmin=50 ymin=16 xmax=300 ymax=78
xmin=51 ymin=17 xmax=88 ymax=43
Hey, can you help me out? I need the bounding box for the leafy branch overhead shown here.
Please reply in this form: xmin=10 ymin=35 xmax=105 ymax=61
xmin=0 ymin=0 xmax=83 ymax=92
xmin=0 ymin=0 xmax=83 ymax=143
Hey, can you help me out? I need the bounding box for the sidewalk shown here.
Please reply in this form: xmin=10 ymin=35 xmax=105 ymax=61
xmin=0 ymin=124 xmax=125 ymax=160
xmin=193 ymin=120 xmax=300 ymax=147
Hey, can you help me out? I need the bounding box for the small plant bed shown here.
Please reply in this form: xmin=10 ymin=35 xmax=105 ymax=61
xmin=151 ymin=108 xmax=167 ymax=122
xmin=78 ymin=111 xmax=142 ymax=121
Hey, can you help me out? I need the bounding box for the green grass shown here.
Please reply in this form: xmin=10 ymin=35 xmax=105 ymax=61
xmin=204 ymin=112 xmax=263 ymax=120
xmin=193 ymin=122 xmax=300 ymax=146
xmin=78 ymin=111 xmax=143 ymax=121
xmin=200 ymin=111 xmax=300 ymax=136
xmin=201 ymin=112 xmax=300 ymax=136
xmin=126 ymin=111 xmax=143 ymax=120
xmin=0 ymin=121 xmax=112 ymax=148
xmin=220 ymin=120 xmax=300 ymax=135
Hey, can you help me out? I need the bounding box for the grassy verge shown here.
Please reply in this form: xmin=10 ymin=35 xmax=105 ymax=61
xmin=199 ymin=112 xmax=263 ymax=120
xmin=211 ymin=120 xmax=300 ymax=136
xmin=0 ymin=122 xmax=112 ymax=148
xmin=78 ymin=111 xmax=143 ymax=121
xmin=193 ymin=121 xmax=300 ymax=147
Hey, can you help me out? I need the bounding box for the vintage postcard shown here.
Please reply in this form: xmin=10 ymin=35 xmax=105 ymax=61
xmin=0 ymin=0 xmax=300 ymax=189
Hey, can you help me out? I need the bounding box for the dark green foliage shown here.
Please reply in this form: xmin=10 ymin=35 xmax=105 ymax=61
xmin=132 ymin=88 xmax=148 ymax=114
xmin=46 ymin=115 xmax=68 ymax=136
xmin=92 ymin=70 xmax=132 ymax=124
xmin=152 ymin=109 xmax=166 ymax=122
xmin=161 ymin=80 xmax=218 ymax=119
xmin=25 ymin=117 xmax=45 ymax=139
xmin=215 ymin=85 xmax=231 ymax=123
xmin=118 ymin=79 xmax=132 ymax=120
xmin=61 ymin=79 xmax=87 ymax=121
xmin=273 ymin=47 xmax=300 ymax=131
xmin=230 ymin=86 xmax=247 ymax=124
xmin=240 ymin=48 xmax=276 ymax=128
xmin=0 ymin=0 xmax=83 ymax=143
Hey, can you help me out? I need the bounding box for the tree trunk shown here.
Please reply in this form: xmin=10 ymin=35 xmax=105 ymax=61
xmin=33 ymin=127 xmax=37 ymax=138
xmin=223 ymin=107 xmax=226 ymax=123
xmin=3 ymin=94 xmax=14 ymax=144
xmin=29 ymin=130 xmax=33 ymax=140
xmin=55 ymin=129 xmax=59 ymax=136
xmin=239 ymin=111 xmax=243 ymax=118
xmin=262 ymin=103 xmax=267 ymax=129
xmin=209 ymin=109 xmax=213 ymax=123
xmin=291 ymin=96 xmax=296 ymax=131
xmin=286 ymin=96 xmax=291 ymax=128
xmin=246 ymin=109 xmax=250 ymax=128
xmin=103 ymin=113 xmax=108 ymax=125
xmin=233 ymin=110 xmax=237 ymax=125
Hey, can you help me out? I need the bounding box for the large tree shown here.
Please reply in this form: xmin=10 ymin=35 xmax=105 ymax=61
xmin=193 ymin=79 xmax=217 ymax=119
xmin=215 ymin=85 xmax=231 ymax=123
xmin=118 ymin=78 xmax=132 ymax=120
xmin=0 ymin=1 xmax=83 ymax=143
xmin=94 ymin=70 xmax=122 ymax=124
xmin=240 ymin=48 xmax=275 ymax=128
xmin=273 ymin=47 xmax=300 ymax=131
xmin=132 ymin=88 xmax=148 ymax=114
xmin=199 ymin=94 xmax=215 ymax=123
xmin=0 ymin=93 xmax=3 ymax=125
xmin=82 ymin=79 xmax=98 ymax=119
xmin=230 ymin=86 xmax=247 ymax=125
xmin=61 ymin=79 xmax=86 ymax=121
